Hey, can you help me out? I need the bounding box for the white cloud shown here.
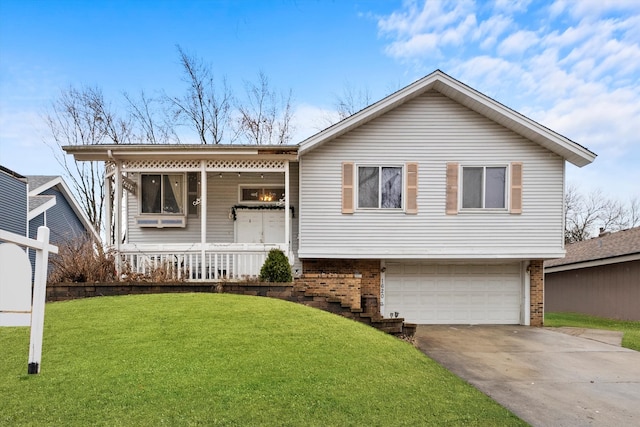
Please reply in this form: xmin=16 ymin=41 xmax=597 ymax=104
xmin=550 ymin=0 xmax=640 ymax=20
xmin=473 ymin=14 xmax=512 ymax=50
xmin=497 ymin=30 xmax=539 ymax=56
xmin=378 ymin=0 xmax=476 ymax=58
xmin=493 ymin=0 xmax=531 ymax=14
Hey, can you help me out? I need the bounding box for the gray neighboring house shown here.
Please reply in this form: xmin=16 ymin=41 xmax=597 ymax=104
xmin=1 ymin=166 xmax=100 ymax=274
xmin=26 ymin=175 xmax=99 ymax=246
xmin=0 ymin=166 xmax=28 ymax=236
xmin=545 ymin=227 xmax=640 ymax=321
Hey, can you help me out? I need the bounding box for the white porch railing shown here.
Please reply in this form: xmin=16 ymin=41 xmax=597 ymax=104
xmin=119 ymin=243 xmax=288 ymax=281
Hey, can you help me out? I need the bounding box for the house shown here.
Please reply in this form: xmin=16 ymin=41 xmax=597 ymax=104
xmin=63 ymin=70 xmax=596 ymax=326
xmin=0 ymin=166 xmax=28 ymax=236
xmin=545 ymin=227 xmax=640 ymax=321
xmin=26 ymin=175 xmax=100 ymax=246
xmin=0 ymin=166 xmax=99 ymax=273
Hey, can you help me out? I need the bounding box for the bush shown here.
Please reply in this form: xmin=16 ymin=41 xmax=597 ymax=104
xmin=259 ymin=249 xmax=292 ymax=283
xmin=48 ymin=234 xmax=116 ymax=284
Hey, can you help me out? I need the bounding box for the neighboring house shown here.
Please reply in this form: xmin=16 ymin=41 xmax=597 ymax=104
xmin=545 ymin=227 xmax=640 ymax=321
xmin=0 ymin=166 xmax=28 ymax=236
xmin=0 ymin=166 xmax=100 ymax=273
xmin=63 ymin=70 xmax=596 ymax=326
xmin=26 ymin=175 xmax=100 ymax=246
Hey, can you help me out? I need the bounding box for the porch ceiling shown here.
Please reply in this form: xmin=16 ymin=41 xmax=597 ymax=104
xmin=63 ymin=144 xmax=298 ymax=162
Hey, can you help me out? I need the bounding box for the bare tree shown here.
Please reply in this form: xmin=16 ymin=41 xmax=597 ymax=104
xmin=236 ymin=71 xmax=294 ymax=145
xmin=565 ymin=185 xmax=640 ymax=243
xmin=334 ymin=81 xmax=372 ymax=120
xmin=125 ymin=90 xmax=178 ymax=144
xmin=168 ymin=45 xmax=234 ymax=144
xmin=45 ymin=86 xmax=129 ymax=239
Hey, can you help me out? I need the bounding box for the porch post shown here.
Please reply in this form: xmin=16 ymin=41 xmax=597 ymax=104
xmin=200 ymin=160 xmax=207 ymax=279
xmin=114 ymin=162 xmax=122 ymax=277
xmin=284 ymin=160 xmax=290 ymax=258
xmin=105 ymin=173 xmax=112 ymax=246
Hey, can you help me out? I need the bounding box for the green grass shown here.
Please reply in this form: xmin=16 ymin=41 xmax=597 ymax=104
xmin=1 ymin=293 xmax=524 ymax=426
xmin=545 ymin=312 xmax=640 ymax=351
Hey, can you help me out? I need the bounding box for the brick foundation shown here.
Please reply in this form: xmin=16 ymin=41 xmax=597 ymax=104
xmin=301 ymin=258 xmax=380 ymax=300
xmin=530 ymin=259 xmax=544 ymax=326
xmin=294 ymin=273 xmax=361 ymax=310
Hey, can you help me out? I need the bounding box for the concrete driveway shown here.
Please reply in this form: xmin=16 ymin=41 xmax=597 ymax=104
xmin=414 ymin=325 xmax=640 ymax=427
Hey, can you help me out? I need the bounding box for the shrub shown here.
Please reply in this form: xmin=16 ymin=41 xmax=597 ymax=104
xmin=48 ymin=234 xmax=116 ymax=284
xmin=259 ymin=249 xmax=292 ymax=283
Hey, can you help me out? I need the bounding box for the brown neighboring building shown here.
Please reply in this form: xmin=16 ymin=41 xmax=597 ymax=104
xmin=545 ymin=227 xmax=640 ymax=321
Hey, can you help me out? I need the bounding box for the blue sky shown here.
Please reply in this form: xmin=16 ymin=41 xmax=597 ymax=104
xmin=1 ymin=0 xmax=638 ymax=201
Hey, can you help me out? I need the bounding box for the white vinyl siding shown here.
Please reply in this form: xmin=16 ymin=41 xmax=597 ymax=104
xmin=298 ymin=91 xmax=565 ymax=259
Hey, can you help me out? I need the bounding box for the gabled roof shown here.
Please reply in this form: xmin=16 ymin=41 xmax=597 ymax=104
xmin=26 ymin=175 xmax=100 ymax=242
xmin=0 ymin=165 xmax=26 ymax=180
xmin=545 ymin=227 xmax=640 ymax=272
xmin=298 ymin=70 xmax=596 ymax=167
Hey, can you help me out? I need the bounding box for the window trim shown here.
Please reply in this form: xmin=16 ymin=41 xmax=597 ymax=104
xmin=459 ymin=164 xmax=509 ymax=212
xmin=138 ymin=172 xmax=189 ymax=216
xmin=238 ymin=184 xmax=285 ymax=205
xmin=355 ymin=164 xmax=404 ymax=211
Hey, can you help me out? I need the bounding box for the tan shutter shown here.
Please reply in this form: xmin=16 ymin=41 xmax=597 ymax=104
xmin=405 ymin=162 xmax=418 ymax=214
xmin=342 ymin=162 xmax=354 ymax=214
xmin=510 ymin=162 xmax=523 ymax=214
xmin=446 ymin=162 xmax=459 ymax=215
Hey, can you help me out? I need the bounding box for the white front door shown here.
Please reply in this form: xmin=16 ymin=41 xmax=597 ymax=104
xmin=235 ymin=210 xmax=286 ymax=243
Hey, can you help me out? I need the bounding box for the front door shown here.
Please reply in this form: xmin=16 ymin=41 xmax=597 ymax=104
xmin=235 ymin=210 xmax=285 ymax=243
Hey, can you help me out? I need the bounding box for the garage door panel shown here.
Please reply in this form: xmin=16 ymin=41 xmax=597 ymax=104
xmin=385 ymin=262 xmax=522 ymax=325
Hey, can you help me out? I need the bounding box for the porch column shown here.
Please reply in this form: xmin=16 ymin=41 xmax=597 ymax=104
xmin=114 ymin=162 xmax=122 ymax=277
xmin=200 ymin=160 xmax=207 ymax=278
xmin=105 ymin=173 xmax=112 ymax=246
xmin=284 ymin=160 xmax=291 ymax=259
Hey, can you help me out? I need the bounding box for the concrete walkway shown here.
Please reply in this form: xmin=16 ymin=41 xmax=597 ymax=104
xmin=414 ymin=325 xmax=640 ymax=427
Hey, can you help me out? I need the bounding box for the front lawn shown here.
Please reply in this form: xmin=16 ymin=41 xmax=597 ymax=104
xmin=545 ymin=312 xmax=640 ymax=351
xmin=1 ymin=293 xmax=524 ymax=426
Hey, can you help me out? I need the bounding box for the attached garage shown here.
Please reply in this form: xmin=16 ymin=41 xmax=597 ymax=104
xmin=384 ymin=262 xmax=523 ymax=324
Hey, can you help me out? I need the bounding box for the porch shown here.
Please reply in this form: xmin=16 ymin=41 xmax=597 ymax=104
xmin=119 ymin=243 xmax=288 ymax=281
xmin=61 ymin=144 xmax=300 ymax=282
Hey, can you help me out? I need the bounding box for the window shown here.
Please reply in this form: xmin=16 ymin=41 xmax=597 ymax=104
xmin=187 ymin=173 xmax=199 ymax=216
xmin=141 ymin=174 xmax=185 ymax=214
xmin=240 ymin=186 xmax=285 ymax=203
xmin=357 ymin=166 xmax=402 ymax=209
xmin=462 ymin=166 xmax=506 ymax=209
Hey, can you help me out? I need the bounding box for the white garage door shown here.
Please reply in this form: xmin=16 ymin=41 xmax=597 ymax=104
xmin=385 ymin=262 xmax=522 ymax=324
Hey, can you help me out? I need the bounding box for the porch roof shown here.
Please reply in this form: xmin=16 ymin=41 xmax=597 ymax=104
xmin=62 ymin=144 xmax=298 ymax=162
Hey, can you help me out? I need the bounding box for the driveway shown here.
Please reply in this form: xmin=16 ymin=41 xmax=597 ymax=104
xmin=414 ymin=325 xmax=640 ymax=427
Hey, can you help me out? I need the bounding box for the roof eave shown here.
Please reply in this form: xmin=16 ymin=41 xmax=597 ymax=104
xmin=63 ymin=144 xmax=299 ymax=162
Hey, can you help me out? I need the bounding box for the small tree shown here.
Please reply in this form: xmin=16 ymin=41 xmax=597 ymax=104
xmin=259 ymin=249 xmax=292 ymax=283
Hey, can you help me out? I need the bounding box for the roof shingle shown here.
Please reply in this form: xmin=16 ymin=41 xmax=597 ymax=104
xmin=545 ymin=227 xmax=640 ymax=268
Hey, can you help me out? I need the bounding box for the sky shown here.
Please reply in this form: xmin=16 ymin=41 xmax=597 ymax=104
xmin=1 ymin=0 xmax=639 ymax=202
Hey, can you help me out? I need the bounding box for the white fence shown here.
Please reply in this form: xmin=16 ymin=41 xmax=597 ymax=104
xmin=0 ymin=227 xmax=58 ymax=374
xmin=120 ymin=243 xmax=288 ymax=281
